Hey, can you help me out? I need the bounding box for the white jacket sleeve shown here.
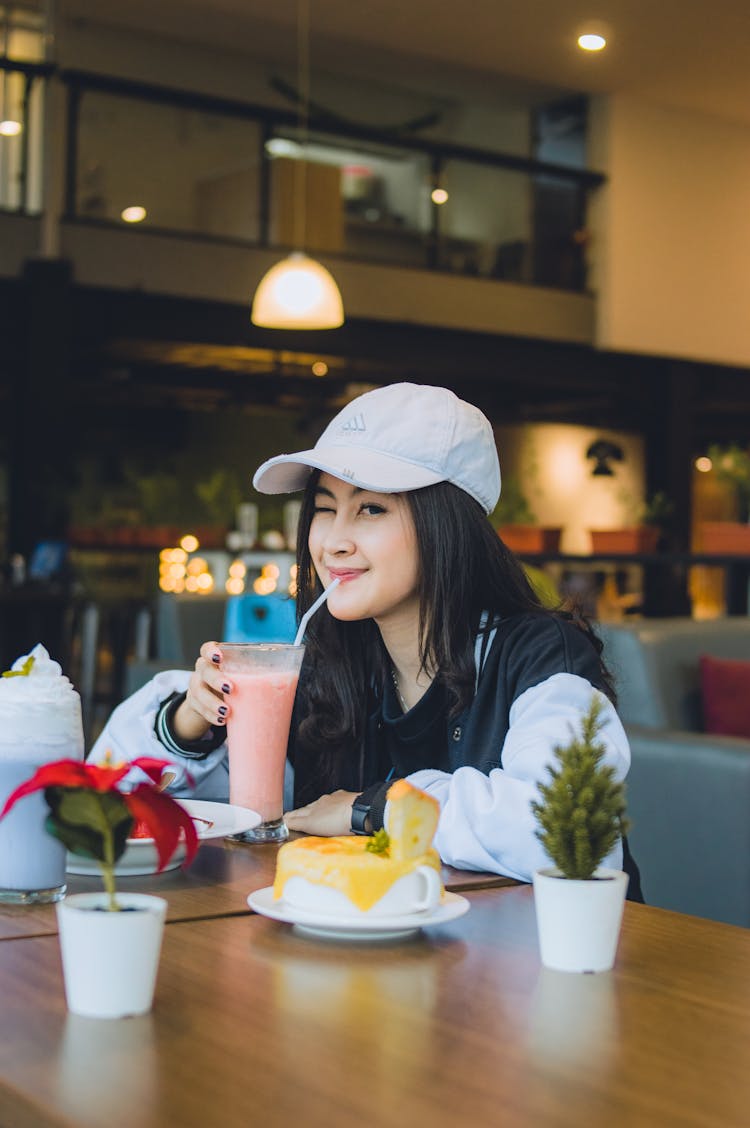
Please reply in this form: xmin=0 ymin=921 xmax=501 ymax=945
xmin=405 ymin=674 xmax=630 ymax=881
xmin=88 ymin=671 xmax=230 ymax=799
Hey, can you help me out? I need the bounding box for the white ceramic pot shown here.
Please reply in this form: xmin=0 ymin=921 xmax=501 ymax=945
xmin=56 ymin=892 xmax=167 ymax=1018
xmin=532 ymin=867 xmax=628 ymax=973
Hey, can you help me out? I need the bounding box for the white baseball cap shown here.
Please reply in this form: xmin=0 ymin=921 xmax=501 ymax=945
xmin=252 ymin=382 xmax=501 ymax=514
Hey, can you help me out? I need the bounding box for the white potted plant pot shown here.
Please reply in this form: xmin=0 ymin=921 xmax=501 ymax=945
xmin=533 ymin=867 xmax=628 ymax=973
xmin=56 ymin=892 xmax=167 ymax=1018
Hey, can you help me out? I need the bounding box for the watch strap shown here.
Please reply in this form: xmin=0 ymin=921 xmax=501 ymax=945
xmin=350 ymin=781 xmax=393 ymax=835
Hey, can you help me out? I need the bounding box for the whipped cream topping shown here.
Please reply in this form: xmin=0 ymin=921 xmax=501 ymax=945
xmin=0 ymin=644 xmax=84 ymax=760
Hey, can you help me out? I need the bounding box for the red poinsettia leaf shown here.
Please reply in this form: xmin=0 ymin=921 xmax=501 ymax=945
xmin=124 ymin=786 xmax=199 ymax=871
xmin=128 ymin=757 xmax=175 ymax=786
xmin=81 ymin=762 xmax=132 ymax=791
xmin=0 ymin=759 xmax=130 ymax=819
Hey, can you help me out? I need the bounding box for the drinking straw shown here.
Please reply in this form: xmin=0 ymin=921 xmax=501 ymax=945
xmin=293 ymin=577 xmax=341 ymax=647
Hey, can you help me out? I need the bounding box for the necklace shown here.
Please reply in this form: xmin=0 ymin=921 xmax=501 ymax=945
xmin=391 ymin=667 xmax=409 ymax=713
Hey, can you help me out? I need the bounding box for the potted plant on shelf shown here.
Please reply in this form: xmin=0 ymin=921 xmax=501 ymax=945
xmin=698 ymin=443 xmax=750 ymax=554
xmin=530 ymin=696 xmax=630 ymax=973
xmin=493 ymin=476 xmax=562 ymax=554
xmin=589 ymin=490 xmax=672 ymax=554
xmin=194 ymin=467 xmax=245 ymax=548
xmin=0 ymin=755 xmax=198 ymax=1018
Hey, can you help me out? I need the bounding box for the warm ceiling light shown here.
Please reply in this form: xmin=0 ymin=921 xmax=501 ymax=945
xmin=251 ymin=253 xmax=344 ymax=329
xmin=311 ymin=360 xmax=328 ymax=376
xmin=695 ymin=456 xmax=713 ymax=473
xmin=121 ymin=205 xmax=147 ymax=223
xmin=431 ymin=187 xmax=449 ymax=205
xmin=250 ymin=0 xmax=344 ymax=329
xmin=578 ymin=33 xmax=606 ymax=51
xmin=0 ymin=119 xmax=22 ymax=136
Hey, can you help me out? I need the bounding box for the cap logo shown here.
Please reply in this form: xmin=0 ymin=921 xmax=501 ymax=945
xmin=340 ymin=412 xmax=366 ymax=434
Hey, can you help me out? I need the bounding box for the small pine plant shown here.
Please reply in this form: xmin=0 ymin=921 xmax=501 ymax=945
xmin=531 ymin=696 xmax=630 ymax=880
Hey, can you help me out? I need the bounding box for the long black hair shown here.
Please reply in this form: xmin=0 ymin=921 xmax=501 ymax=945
xmin=294 ymin=473 xmax=613 ymax=785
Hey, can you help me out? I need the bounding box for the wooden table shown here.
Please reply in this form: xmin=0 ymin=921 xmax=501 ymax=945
xmin=0 ymin=836 xmax=516 ymax=941
xmin=1 ymin=883 xmax=749 ymax=1127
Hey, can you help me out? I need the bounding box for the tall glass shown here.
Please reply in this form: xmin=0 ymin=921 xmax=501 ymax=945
xmin=0 ymin=644 xmax=83 ymax=902
xmin=0 ymin=757 xmax=67 ymax=903
xmin=222 ymin=643 xmax=304 ymax=843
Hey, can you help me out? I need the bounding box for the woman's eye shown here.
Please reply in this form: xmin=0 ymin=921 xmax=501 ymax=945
xmin=312 ymin=505 xmax=335 ymax=515
xmin=360 ymin=503 xmax=386 ymax=516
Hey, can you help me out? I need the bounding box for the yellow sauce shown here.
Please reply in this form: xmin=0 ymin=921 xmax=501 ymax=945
xmin=273 ymin=836 xmax=442 ymax=911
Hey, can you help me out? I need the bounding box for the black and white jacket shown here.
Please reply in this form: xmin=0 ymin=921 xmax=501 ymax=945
xmin=90 ymin=614 xmax=632 ymax=886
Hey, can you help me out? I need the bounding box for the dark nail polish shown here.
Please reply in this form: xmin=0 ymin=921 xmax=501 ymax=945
xmin=221 ymin=683 xmax=231 ymax=694
xmin=218 ymin=705 xmax=228 ymax=716
xmin=211 ymin=653 xmax=221 ymax=665
xmin=216 ymin=715 xmax=226 ymax=726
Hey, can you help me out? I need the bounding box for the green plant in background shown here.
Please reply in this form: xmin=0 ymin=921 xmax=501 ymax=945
xmin=70 ymin=458 xmax=140 ymax=530
xmin=531 ymin=696 xmax=630 ymax=880
xmin=615 ymin=487 xmax=673 ymax=530
xmin=194 ymin=468 xmax=244 ymax=527
xmin=640 ymin=490 xmax=674 ymax=528
xmin=491 ymin=475 xmax=536 ymax=525
xmin=127 ymin=466 xmax=186 ymax=526
xmin=707 ymin=443 xmax=750 ymax=521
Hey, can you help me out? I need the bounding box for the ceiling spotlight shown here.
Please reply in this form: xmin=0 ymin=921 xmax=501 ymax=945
xmin=121 ymin=205 xmax=147 ymax=223
xmin=578 ymin=33 xmax=606 ymax=51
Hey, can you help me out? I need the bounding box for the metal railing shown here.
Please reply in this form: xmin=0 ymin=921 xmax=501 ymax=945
xmin=2 ymin=58 xmax=606 ymax=291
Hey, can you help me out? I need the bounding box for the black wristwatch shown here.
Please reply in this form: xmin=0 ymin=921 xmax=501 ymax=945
xmin=350 ymin=793 xmax=371 ymax=835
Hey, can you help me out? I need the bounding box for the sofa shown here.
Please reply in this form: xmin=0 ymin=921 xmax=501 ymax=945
xmin=598 ymin=618 xmax=750 ymax=927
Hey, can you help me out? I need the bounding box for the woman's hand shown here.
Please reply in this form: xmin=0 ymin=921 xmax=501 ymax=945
xmin=172 ymin=641 xmax=233 ymax=742
xmin=285 ymin=790 xmax=359 ymax=836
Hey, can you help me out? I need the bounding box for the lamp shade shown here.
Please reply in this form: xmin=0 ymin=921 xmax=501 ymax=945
xmin=251 ymin=252 xmax=344 ymax=329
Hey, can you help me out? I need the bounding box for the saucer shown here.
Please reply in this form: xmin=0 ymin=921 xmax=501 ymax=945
xmin=66 ymin=800 xmax=261 ymax=877
xmin=247 ymin=886 xmax=470 ymax=941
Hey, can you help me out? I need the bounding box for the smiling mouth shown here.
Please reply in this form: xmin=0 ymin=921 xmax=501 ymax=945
xmin=327 ymin=569 xmax=365 ymax=582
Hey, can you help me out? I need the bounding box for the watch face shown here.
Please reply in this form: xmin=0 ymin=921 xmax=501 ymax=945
xmin=350 ymin=802 xmax=370 ymax=834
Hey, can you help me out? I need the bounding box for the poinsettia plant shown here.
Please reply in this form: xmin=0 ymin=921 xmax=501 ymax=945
xmin=0 ymin=755 xmax=199 ymax=911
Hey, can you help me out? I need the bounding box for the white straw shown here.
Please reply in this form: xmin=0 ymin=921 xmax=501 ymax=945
xmin=293 ymin=577 xmax=341 ymax=647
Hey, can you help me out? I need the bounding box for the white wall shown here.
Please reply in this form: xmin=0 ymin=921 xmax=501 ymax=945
xmin=494 ymin=422 xmax=646 ymax=554
xmin=589 ymin=94 xmax=750 ymax=368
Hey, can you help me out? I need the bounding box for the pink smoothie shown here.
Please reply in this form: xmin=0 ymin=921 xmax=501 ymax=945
xmin=226 ymin=669 xmax=299 ymax=822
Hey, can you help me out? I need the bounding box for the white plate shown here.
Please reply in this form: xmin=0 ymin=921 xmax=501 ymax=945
xmin=247 ymin=886 xmax=470 ymax=941
xmin=66 ymin=800 xmax=261 ymax=877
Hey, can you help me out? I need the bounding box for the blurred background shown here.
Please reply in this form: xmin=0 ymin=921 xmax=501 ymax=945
xmin=2 ymin=0 xmax=750 ymax=739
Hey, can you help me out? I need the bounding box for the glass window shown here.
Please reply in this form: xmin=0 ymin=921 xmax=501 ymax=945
xmin=75 ymin=91 xmax=262 ymax=241
xmin=435 ymin=159 xmax=532 ymax=280
xmin=267 ymin=129 xmax=432 ymax=268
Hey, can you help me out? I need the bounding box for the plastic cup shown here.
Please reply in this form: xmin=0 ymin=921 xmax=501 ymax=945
xmin=222 ymin=643 xmax=304 ymax=844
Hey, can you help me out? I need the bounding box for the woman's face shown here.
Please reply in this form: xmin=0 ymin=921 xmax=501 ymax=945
xmin=308 ymin=473 xmax=421 ymax=630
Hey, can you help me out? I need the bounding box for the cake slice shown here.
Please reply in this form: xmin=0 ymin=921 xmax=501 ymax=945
xmin=272 ymin=781 xmax=442 ymax=914
xmin=385 ymin=779 xmax=440 ymax=862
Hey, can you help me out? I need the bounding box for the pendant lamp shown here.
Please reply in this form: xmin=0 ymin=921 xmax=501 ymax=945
xmin=251 ymin=0 xmax=344 ymax=329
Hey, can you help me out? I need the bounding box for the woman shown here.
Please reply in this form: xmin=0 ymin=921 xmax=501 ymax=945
xmin=92 ymin=383 xmax=641 ymax=894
